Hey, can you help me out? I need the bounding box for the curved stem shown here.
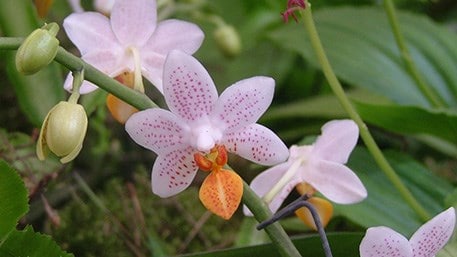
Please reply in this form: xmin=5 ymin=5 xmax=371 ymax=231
xmin=0 ymin=37 xmax=157 ymax=110
xmin=382 ymin=0 xmax=446 ymax=108
xmin=243 ymin=181 xmax=302 ymax=257
xmin=299 ymin=5 xmax=430 ymax=221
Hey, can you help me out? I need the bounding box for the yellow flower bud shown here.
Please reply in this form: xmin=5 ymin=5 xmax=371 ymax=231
xmin=37 ymin=101 xmax=88 ymax=163
xmin=16 ymin=23 xmax=60 ymax=75
xmin=213 ymin=25 xmax=242 ymax=58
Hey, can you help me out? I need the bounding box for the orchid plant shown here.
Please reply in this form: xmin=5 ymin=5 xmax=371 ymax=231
xmin=0 ymin=0 xmax=456 ymax=256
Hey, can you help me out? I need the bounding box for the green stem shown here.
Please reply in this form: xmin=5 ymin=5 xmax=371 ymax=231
xmin=299 ymin=5 xmax=430 ymax=221
xmin=382 ymin=0 xmax=445 ymax=108
xmin=242 ymin=181 xmax=302 ymax=257
xmin=0 ymin=37 xmax=157 ymax=110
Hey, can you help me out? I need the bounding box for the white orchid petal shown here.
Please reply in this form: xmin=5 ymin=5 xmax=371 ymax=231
xmin=152 ymin=146 xmax=199 ymax=197
xmin=63 ymin=12 xmax=117 ymax=55
xmin=163 ymin=50 xmax=218 ymax=122
xmin=410 ymin=207 xmax=456 ymax=257
xmin=145 ymin=19 xmax=204 ymax=55
xmin=359 ymin=227 xmax=412 ymax=257
xmin=125 ymin=108 xmax=188 ymax=155
xmin=303 ymin=160 xmax=367 ymax=204
xmin=141 ymin=51 xmax=165 ymax=92
xmin=313 ymin=119 xmax=359 ymax=164
xmin=110 ymin=0 xmax=157 ymax=46
xmin=223 ymin=124 xmax=288 ymax=166
xmin=213 ymin=76 xmax=275 ymax=131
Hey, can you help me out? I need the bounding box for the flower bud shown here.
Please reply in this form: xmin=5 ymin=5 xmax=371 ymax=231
xmin=36 ymin=101 xmax=88 ymax=163
xmin=16 ymin=23 xmax=60 ymax=75
xmin=213 ymin=25 xmax=241 ymax=58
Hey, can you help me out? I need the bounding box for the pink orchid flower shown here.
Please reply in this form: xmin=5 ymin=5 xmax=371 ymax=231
xmin=246 ymin=119 xmax=367 ymax=215
xmin=63 ymin=0 xmax=204 ymax=94
xmin=125 ymin=50 xmax=289 ymax=198
xmin=360 ymin=207 xmax=456 ymax=257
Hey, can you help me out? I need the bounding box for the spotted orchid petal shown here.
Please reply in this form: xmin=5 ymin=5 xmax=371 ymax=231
xmin=223 ymin=124 xmax=289 ymax=166
xmin=360 ymin=207 xmax=456 ymax=257
xmin=125 ymin=108 xmax=188 ymax=154
xmin=360 ymin=227 xmax=412 ymax=257
xmin=313 ymin=119 xmax=359 ymax=164
xmin=163 ymin=50 xmax=218 ymax=123
xmin=152 ymin=146 xmax=199 ymax=197
xmin=410 ymin=207 xmax=456 ymax=256
xmin=303 ymin=160 xmax=367 ymax=204
xmin=212 ymin=76 xmax=275 ymax=132
xmin=110 ymin=0 xmax=157 ymax=46
xmin=63 ymin=12 xmax=118 ymax=55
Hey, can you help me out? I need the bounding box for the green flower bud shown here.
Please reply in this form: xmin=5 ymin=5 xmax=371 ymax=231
xmin=213 ymin=25 xmax=242 ymax=58
xmin=16 ymin=23 xmax=60 ymax=75
xmin=37 ymin=101 xmax=88 ymax=163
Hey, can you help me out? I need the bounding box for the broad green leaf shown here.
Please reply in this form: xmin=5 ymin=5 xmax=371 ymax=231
xmin=335 ymin=147 xmax=454 ymax=235
xmin=268 ymin=7 xmax=457 ymax=107
xmin=353 ymin=101 xmax=457 ymax=146
xmin=0 ymin=160 xmax=28 ymax=243
xmin=179 ymin=233 xmax=363 ymax=257
xmin=0 ymin=0 xmax=65 ymax=127
xmin=0 ymin=226 xmax=74 ymax=257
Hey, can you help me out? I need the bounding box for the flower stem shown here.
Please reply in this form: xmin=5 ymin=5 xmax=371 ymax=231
xmin=0 ymin=37 xmax=157 ymax=111
xmin=242 ymin=181 xmax=302 ymax=257
xmin=298 ymin=4 xmax=430 ymax=221
xmin=382 ymin=0 xmax=445 ymax=108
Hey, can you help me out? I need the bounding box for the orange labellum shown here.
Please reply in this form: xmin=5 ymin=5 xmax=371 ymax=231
xmin=34 ymin=0 xmax=54 ymax=18
xmin=294 ymin=197 xmax=333 ymax=230
xmin=199 ymin=169 xmax=243 ymax=220
xmin=106 ymin=72 xmax=138 ymax=124
xmin=106 ymin=94 xmax=138 ymax=124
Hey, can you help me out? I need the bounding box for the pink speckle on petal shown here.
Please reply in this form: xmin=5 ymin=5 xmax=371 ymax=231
xmin=223 ymin=124 xmax=288 ymax=166
xmin=126 ymin=108 xmax=187 ymax=154
xmin=152 ymin=146 xmax=199 ymax=197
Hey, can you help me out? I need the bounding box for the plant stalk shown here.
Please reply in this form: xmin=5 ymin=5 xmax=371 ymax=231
xmin=299 ymin=4 xmax=430 ymax=221
xmin=0 ymin=37 xmax=157 ymax=111
xmin=243 ymin=182 xmax=302 ymax=257
xmin=383 ymin=0 xmax=446 ymax=108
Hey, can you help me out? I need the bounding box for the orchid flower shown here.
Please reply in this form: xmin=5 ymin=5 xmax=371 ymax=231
xmin=245 ymin=120 xmax=367 ymax=225
xmin=125 ymin=50 xmax=288 ymax=219
xmin=360 ymin=207 xmax=456 ymax=257
xmin=62 ymin=0 xmax=204 ymax=94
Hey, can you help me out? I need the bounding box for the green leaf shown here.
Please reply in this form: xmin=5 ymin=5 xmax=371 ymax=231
xmin=353 ymin=101 xmax=457 ymax=145
xmin=0 ymin=0 xmax=65 ymax=127
xmin=178 ymin=233 xmax=363 ymax=257
xmin=0 ymin=226 xmax=74 ymax=257
xmin=335 ymin=148 xmax=454 ymax=235
xmin=0 ymin=160 xmax=28 ymax=242
xmin=268 ymin=7 xmax=457 ymax=107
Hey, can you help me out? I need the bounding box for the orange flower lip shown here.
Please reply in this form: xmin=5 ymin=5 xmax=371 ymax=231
xmin=194 ymin=145 xmax=243 ymax=220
